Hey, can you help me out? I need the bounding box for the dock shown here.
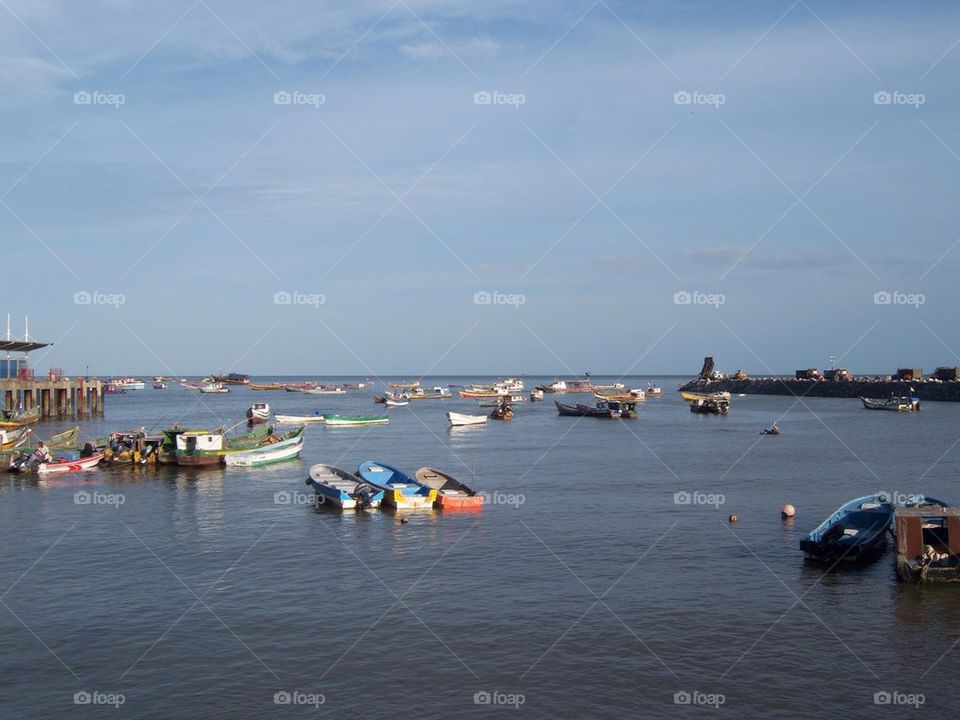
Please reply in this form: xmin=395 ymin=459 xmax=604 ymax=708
xmin=1 ymin=376 xmax=104 ymax=419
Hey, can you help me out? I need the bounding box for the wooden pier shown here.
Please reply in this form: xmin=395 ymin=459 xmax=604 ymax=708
xmin=1 ymin=377 xmax=104 ymax=419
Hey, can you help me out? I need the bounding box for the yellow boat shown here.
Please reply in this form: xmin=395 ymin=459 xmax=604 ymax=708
xmin=681 ymin=391 xmax=731 ymax=403
xmin=0 ymin=427 xmax=31 ymax=451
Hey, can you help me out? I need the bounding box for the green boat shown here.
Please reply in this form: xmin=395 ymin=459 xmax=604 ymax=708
xmin=324 ymin=415 xmax=389 ymax=427
xmin=158 ymin=423 xmax=272 ymax=464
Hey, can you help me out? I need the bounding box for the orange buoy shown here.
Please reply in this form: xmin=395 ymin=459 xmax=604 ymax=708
xmin=728 ymin=514 xmax=738 ymax=523
xmin=781 ymin=504 xmax=796 ymax=519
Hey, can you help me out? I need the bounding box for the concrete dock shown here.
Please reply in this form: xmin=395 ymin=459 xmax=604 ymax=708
xmin=1 ymin=377 xmax=104 ymax=419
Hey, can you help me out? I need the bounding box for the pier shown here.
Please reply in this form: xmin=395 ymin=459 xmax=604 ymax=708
xmin=1 ymin=376 xmax=104 ymax=419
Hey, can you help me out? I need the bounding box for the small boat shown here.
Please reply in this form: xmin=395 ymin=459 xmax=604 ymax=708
xmin=302 ymin=387 xmax=347 ymax=395
xmin=0 ymin=406 xmax=41 ymax=428
xmin=760 ymin=423 xmax=781 ymax=435
xmin=576 ymin=401 xmax=620 ymax=419
xmin=490 ymin=402 xmax=514 ymax=421
xmin=390 ymin=381 xmax=420 ymax=389
xmin=646 ymin=384 xmax=663 ymax=397
xmin=530 ymin=388 xmax=544 ymax=402
xmin=108 ymin=377 xmax=145 ymax=391
xmin=250 ymin=382 xmax=286 ymax=391
xmin=306 ymin=464 xmax=384 ymax=509
xmin=199 ymin=382 xmax=229 ymax=394
xmin=681 ymin=391 xmax=732 ymax=403
xmin=415 ymin=467 xmax=484 ymax=510
xmin=223 ymin=430 xmax=305 ymax=467
xmin=861 ymin=396 xmax=921 ymax=412
xmin=175 ymin=431 xmax=226 ymax=466
xmin=0 ymin=427 xmax=31 ymax=451
xmin=246 ymin=403 xmax=271 ymax=424
xmin=448 ymin=412 xmax=487 ymax=427
xmin=689 ymin=398 xmax=729 ymax=415
xmin=373 ymin=394 xmax=386 ymax=404
xmin=385 ymin=398 xmax=408 ymax=407
xmin=459 ymin=388 xmax=502 ymax=399
xmin=285 ymin=382 xmax=317 ymax=392
xmin=324 ymin=415 xmax=389 ymax=427
xmin=101 ymin=429 xmax=163 ymax=466
xmin=18 ymin=451 xmax=104 ymax=475
xmin=47 ymin=426 xmax=80 ymax=449
xmin=153 ymin=382 xmax=167 ymax=390
xmin=403 ymin=386 xmax=451 ymax=400
xmin=356 ymin=460 xmax=437 ymax=509
xmin=211 ymin=373 xmax=250 ymax=385
xmin=275 ymin=414 xmax=326 ymax=424
xmin=894 ymin=499 xmax=959 ymax=583
xmin=800 ymin=494 xmax=895 ymax=562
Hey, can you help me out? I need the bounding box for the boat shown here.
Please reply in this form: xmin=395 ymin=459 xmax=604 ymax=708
xmin=153 ymin=382 xmax=167 ymax=390
xmin=690 ymin=398 xmax=729 ymax=415
xmin=0 ymin=427 xmax=31 ymax=451
xmin=459 ymin=388 xmax=503 ymax=398
xmin=800 ymin=494 xmax=895 ymax=562
xmin=760 ymin=423 xmax=781 ymax=435
xmin=246 ymin=403 xmax=271 ymax=424
xmin=537 ymin=374 xmax=594 ymax=394
xmin=646 ymin=384 xmax=663 ymax=397
xmin=199 ymin=382 xmax=229 ymax=393
xmin=11 ymin=448 xmax=104 ymax=475
xmin=223 ymin=428 xmax=305 ymax=467
xmin=555 ymin=400 xmax=622 ymax=418
xmin=108 ymin=377 xmax=145 ymax=391
xmin=356 ymin=460 xmax=437 ymax=509
xmin=595 ymin=389 xmax=645 ymax=402
xmin=101 ymin=429 xmax=163 ymax=466
xmin=250 ymin=382 xmax=286 ymax=391
xmin=448 ymin=412 xmax=487 ymax=427
xmin=861 ymin=396 xmax=921 ymax=412
xmin=490 ymin=401 xmax=514 ymax=421
xmin=324 ymin=415 xmax=389 ymax=427
xmin=402 ymin=386 xmax=451 ymax=400
xmin=285 ymin=382 xmax=317 ymax=392
xmin=275 ymin=414 xmax=326 ymax=424
xmin=175 ymin=424 xmax=275 ymax=466
xmin=530 ymin=388 xmax=544 ymax=402
xmin=894 ymin=499 xmax=960 ymax=582
xmin=211 ymin=373 xmax=250 ymax=385
xmin=157 ymin=426 xmax=210 ymax=464
xmin=373 ymin=394 xmax=386 ymax=404
xmin=390 ymin=381 xmax=420 ymax=389
xmin=47 ymin=426 xmax=80 ymax=449
xmin=477 ymin=394 xmax=525 ymax=407
xmin=0 ymin=406 xmax=41 ymax=428
xmin=306 ymin=464 xmax=384 ymax=510
xmin=385 ymin=398 xmax=408 ymax=407
xmin=415 ymin=467 xmax=484 ymax=510
xmin=681 ymin=391 xmax=732 ymax=403
xmin=302 ymin=387 xmax=346 ymax=395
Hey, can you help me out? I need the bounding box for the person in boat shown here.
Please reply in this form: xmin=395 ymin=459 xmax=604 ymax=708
xmin=31 ymin=442 xmax=51 ymax=468
xmin=80 ymin=442 xmax=95 ymax=459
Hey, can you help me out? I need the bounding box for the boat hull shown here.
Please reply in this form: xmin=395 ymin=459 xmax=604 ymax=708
xmin=224 ymin=437 xmax=304 ymax=467
xmin=36 ymin=453 xmax=104 ymax=475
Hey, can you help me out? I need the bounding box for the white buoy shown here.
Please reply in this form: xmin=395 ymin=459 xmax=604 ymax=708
xmin=781 ymin=504 xmax=796 ymax=519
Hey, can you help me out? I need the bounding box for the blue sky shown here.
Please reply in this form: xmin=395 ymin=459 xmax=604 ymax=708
xmin=2 ymin=0 xmax=959 ymax=376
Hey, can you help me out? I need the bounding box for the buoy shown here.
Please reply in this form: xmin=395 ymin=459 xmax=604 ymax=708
xmin=728 ymin=514 xmax=738 ymax=523
xmin=781 ymin=504 xmax=796 ymax=519
xmin=400 ymin=516 xmax=409 ymax=524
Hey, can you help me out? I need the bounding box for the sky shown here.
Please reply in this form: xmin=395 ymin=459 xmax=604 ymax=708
xmin=1 ymin=0 xmax=959 ymax=377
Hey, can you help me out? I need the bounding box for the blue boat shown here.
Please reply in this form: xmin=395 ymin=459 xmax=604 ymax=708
xmin=800 ymin=494 xmax=894 ymax=562
xmin=306 ymin=464 xmax=384 ymax=510
xmin=356 ymin=460 xmax=437 ymax=509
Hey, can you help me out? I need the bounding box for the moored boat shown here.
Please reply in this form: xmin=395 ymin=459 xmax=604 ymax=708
xmin=306 ymin=464 xmax=384 ymax=510
xmin=223 ymin=429 xmax=305 ymax=467
xmin=275 ymin=414 xmax=326 ymax=424
xmin=324 ymin=415 xmax=389 ymax=427
xmin=681 ymin=390 xmax=732 ymax=403
xmin=357 ymin=460 xmax=437 ymax=509
xmin=199 ymin=382 xmax=229 ymax=394
xmin=0 ymin=406 xmax=41 ymax=428
xmin=246 ymin=402 xmax=271 ymax=424
xmin=250 ymin=382 xmax=286 ymax=391
xmin=415 ymin=467 xmax=484 ymax=510
xmin=530 ymin=388 xmax=544 ymax=402
xmin=402 ymin=386 xmax=451 ymax=400
xmin=448 ymin=412 xmax=487 ymax=427
xmin=490 ymin=401 xmax=513 ymax=421
xmin=646 ymin=383 xmax=663 ymax=397
xmin=689 ymin=398 xmax=729 ymax=415
xmin=211 ymin=373 xmax=250 ymax=385
xmin=302 ymin=387 xmax=347 ymax=395
xmin=861 ymin=396 xmax=921 ymax=412
xmin=0 ymin=427 xmax=31 ymax=451
xmin=800 ymin=494 xmax=895 ymax=562
xmin=384 ymin=398 xmax=408 ymax=407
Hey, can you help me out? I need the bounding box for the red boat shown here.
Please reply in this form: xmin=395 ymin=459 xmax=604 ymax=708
xmin=415 ymin=468 xmax=484 ymax=510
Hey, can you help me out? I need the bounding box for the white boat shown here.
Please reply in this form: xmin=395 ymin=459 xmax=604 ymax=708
xmin=448 ymin=412 xmax=487 ymax=427
xmin=530 ymin=388 xmax=544 ymax=401
xmin=324 ymin=415 xmax=389 ymax=427
xmin=246 ymin=402 xmax=270 ymax=424
xmin=36 ymin=452 xmax=104 ymax=475
xmin=275 ymin=414 xmax=326 ymax=424
xmin=302 ymin=387 xmax=347 ymax=395
xmin=385 ymin=398 xmax=408 ymax=407
xmin=110 ymin=377 xmax=145 ymax=391
xmin=223 ymin=434 xmax=304 ymax=467
xmin=199 ymin=382 xmax=229 ymax=393
xmin=494 ymin=377 xmax=524 ymax=393
xmin=306 ymin=464 xmax=384 ymax=510
xmin=646 ymin=384 xmax=663 ymax=397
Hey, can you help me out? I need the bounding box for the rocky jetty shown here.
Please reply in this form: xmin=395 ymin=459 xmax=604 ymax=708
xmin=679 ymin=377 xmax=960 ymax=402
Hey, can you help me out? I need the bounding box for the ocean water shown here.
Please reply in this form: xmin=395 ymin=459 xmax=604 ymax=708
xmin=2 ymin=376 xmax=960 ymax=718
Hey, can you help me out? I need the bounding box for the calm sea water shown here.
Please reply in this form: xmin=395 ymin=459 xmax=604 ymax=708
xmin=2 ymin=376 xmax=960 ymax=718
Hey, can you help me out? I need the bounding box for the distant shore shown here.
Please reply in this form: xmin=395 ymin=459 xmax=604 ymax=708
xmin=679 ymin=377 xmax=960 ymax=402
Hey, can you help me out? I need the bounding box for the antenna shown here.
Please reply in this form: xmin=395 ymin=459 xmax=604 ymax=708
xmin=24 ymin=316 xmax=29 ymax=342
xmin=5 ymin=313 xmax=10 ymax=341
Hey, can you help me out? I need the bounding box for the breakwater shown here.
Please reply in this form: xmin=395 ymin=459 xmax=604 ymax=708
xmin=679 ymin=377 xmax=960 ymax=402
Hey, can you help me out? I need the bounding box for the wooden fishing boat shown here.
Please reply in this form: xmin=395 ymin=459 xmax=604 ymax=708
xmin=47 ymin=426 xmax=80 ymax=448
xmin=490 ymin=403 xmax=514 ymax=421
xmin=357 ymin=460 xmax=437 ymax=509
xmin=448 ymin=412 xmax=487 ymax=427
xmin=861 ymin=396 xmax=921 ymax=412
xmin=402 ymin=386 xmax=451 ymax=400
xmin=250 ymin=382 xmax=286 ymax=390
xmin=324 ymin=415 xmax=389 ymax=427
xmin=390 ymin=381 xmax=420 ymax=389
xmin=302 ymin=387 xmax=346 ymax=395
xmin=285 ymin=382 xmax=317 ymax=392
xmin=681 ymin=390 xmax=731 ymax=403
xmin=530 ymin=388 xmax=544 ymax=402
xmin=459 ymin=388 xmax=502 ymax=398
xmin=157 ymin=427 xmax=209 ymax=464
xmin=211 ymin=373 xmax=250 ymax=385
xmin=101 ymin=429 xmax=163 ymax=466
xmin=689 ymin=398 xmax=729 ymax=415
xmin=894 ymin=499 xmax=960 ymax=582
xmin=384 ymin=398 xmax=408 ymax=407
xmin=575 ymin=401 xmax=620 ymax=419
xmin=0 ymin=406 xmax=41 ymax=428
xmin=12 ymin=449 xmax=104 ymax=475
xmin=174 ymin=424 xmax=275 ymax=466
xmin=223 ymin=429 xmax=305 ymax=467
xmin=0 ymin=427 xmax=31 ymax=451
xmin=415 ymin=467 xmax=484 ymax=510
xmin=246 ymin=403 xmax=270 ymax=424
xmin=199 ymin=382 xmax=229 ymax=393
xmin=306 ymin=464 xmax=384 ymax=510
xmin=275 ymin=414 xmax=326 ymax=424
xmin=800 ymin=494 xmax=895 ymax=562
xmin=153 ymin=382 xmax=167 ymax=389
xmin=646 ymin=384 xmax=663 ymax=397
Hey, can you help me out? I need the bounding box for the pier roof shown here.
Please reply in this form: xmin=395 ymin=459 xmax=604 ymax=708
xmin=0 ymin=340 xmax=50 ymax=353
